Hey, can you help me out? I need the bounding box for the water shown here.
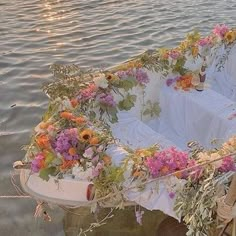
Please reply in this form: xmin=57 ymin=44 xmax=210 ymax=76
xmin=0 ymin=0 xmax=236 ymax=235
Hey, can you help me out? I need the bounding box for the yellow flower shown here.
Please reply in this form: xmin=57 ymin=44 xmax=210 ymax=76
xmin=191 ymin=46 xmax=199 ymax=58
xmin=135 ymin=149 xmax=152 ymax=157
xmin=80 ymin=129 xmax=94 ymax=142
xmin=224 ymin=31 xmax=236 ymax=44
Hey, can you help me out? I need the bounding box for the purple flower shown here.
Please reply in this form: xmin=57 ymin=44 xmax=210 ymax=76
xmin=116 ymin=70 xmax=127 ymax=79
xmin=31 ymin=153 xmax=45 ymax=173
xmin=54 ymin=128 xmax=79 ymax=160
xmin=135 ymin=210 xmax=144 ymax=225
xmin=98 ymin=93 xmax=116 ymax=107
xmin=166 ymin=78 xmax=175 ymax=87
xmin=135 ymin=68 xmax=150 ymax=85
xmin=168 ymin=192 xmax=175 ymax=199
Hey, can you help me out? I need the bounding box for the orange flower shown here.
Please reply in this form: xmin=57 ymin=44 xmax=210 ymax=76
xmin=80 ymin=129 xmax=93 ymax=142
xmin=89 ymin=136 xmax=100 ymax=145
xmin=174 ymin=171 xmax=182 ymax=179
xmin=70 ymin=98 xmax=79 ymax=108
xmin=68 ymin=147 xmax=77 ymax=156
xmin=191 ymin=46 xmax=199 ymax=57
xmin=132 ymin=170 xmax=144 ymax=177
xmin=39 ymin=122 xmax=50 ymax=130
xmin=60 ymin=159 xmax=77 ymax=171
xmin=36 ymin=135 xmax=51 ymax=149
xmin=60 ymin=111 xmax=74 ymax=120
xmin=102 ymin=155 xmax=112 ymax=166
xmin=74 ymin=116 xmax=86 ymax=124
xmin=160 ymin=166 xmax=169 ymax=175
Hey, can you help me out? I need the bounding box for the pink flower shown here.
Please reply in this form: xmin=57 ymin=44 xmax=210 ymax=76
xmin=145 ymin=147 xmax=190 ymax=178
xmin=79 ymin=83 xmax=97 ymax=101
xmin=83 ymin=147 xmax=94 ymax=159
xmin=218 ymin=156 xmax=236 ymax=172
xmin=168 ymin=50 xmax=181 ymax=60
xmin=198 ymin=37 xmax=212 ymax=47
xmin=213 ymin=24 xmax=229 ymax=39
xmin=92 ymin=162 xmax=104 ymax=177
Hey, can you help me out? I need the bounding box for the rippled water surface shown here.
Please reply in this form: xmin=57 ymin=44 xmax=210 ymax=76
xmin=1 ymin=0 xmax=236 ymax=235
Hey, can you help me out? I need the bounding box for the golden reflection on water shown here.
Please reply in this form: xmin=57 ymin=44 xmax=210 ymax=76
xmin=42 ymin=0 xmax=66 ymax=23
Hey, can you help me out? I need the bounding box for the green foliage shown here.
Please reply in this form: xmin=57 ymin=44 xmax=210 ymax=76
xmin=39 ymin=167 xmax=57 ymax=181
xmin=94 ymin=166 xmax=124 ymax=199
xmin=117 ymin=77 xmax=137 ymax=91
xmin=174 ymin=169 xmax=218 ymax=236
xmin=118 ymin=94 xmax=137 ymax=111
xmin=142 ymin=100 xmax=161 ymax=118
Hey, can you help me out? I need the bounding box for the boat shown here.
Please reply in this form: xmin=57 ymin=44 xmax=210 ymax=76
xmin=15 ymin=24 xmax=236 ymax=236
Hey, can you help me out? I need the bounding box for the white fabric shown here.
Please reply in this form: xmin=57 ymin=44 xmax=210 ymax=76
xmin=127 ymin=70 xmax=164 ymax=121
xmin=108 ymin=111 xmax=181 ymax=219
xmin=111 ymin=111 xmax=176 ymax=150
xmin=207 ymin=44 xmax=236 ymax=101
xmin=159 ymin=86 xmax=236 ymax=149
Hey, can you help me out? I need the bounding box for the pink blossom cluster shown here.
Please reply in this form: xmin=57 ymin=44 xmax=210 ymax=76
xmin=145 ymin=147 xmax=190 ymax=178
xmin=219 ymin=156 xmax=236 ymax=172
xmin=79 ymin=83 xmax=97 ymax=101
xmin=213 ymin=24 xmax=229 ymax=39
xmin=168 ymin=50 xmax=181 ymax=60
xmin=198 ymin=36 xmax=212 ymax=47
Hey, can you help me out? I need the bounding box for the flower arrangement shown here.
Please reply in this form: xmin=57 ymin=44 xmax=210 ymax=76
xmin=19 ymin=24 xmax=236 ymax=236
xmin=24 ymin=98 xmax=114 ymax=181
xmin=174 ymin=137 xmax=236 ymax=236
xmin=43 ymin=64 xmax=150 ymax=123
xmin=166 ymin=74 xmax=195 ymax=91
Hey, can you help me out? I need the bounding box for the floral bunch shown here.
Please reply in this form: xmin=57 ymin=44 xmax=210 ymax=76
xmin=125 ymin=145 xmax=200 ymax=181
xmin=26 ymin=98 xmax=114 ymax=181
xmin=44 ymin=65 xmax=150 ymax=124
xmin=174 ymin=136 xmax=236 ymax=236
xmin=145 ymin=147 xmax=197 ymax=179
xmin=212 ymin=24 xmax=236 ymax=45
xmin=166 ymin=74 xmax=194 ymax=91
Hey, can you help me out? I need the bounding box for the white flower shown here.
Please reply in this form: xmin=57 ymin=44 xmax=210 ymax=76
xmin=72 ymin=165 xmax=93 ymax=180
xmin=93 ymin=74 xmax=108 ymax=89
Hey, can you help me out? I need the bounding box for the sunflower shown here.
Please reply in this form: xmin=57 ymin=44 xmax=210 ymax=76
xmin=224 ymin=31 xmax=236 ymax=44
xmin=80 ymin=129 xmax=94 ymax=142
xmin=106 ymin=73 xmax=119 ymax=81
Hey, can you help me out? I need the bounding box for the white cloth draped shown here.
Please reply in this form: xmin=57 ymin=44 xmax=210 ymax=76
xmin=207 ymin=44 xmax=236 ymax=101
xmin=107 ymin=111 xmax=181 ymax=219
xmin=159 ymin=86 xmax=236 ymax=149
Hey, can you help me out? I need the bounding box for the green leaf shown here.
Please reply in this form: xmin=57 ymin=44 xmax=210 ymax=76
xmin=118 ymin=94 xmax=136 ymax=111
xmin=39 ymin=167 xmax=57 ymax=181
xmin=107 ymin=107 xmax=118 ymax=123
xmin=118 ymin=78 xmax=137 ymax=91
